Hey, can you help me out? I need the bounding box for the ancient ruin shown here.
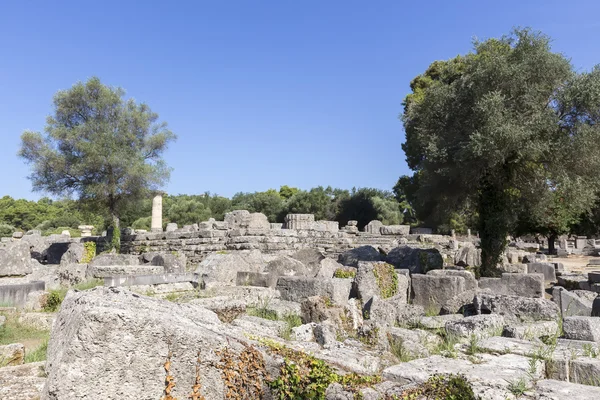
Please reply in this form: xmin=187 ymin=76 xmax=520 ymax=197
xmin=1 ymin=207 xmax=600 ymax=399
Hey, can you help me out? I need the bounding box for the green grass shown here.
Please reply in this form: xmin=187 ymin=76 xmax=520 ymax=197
xmin=0 ymin=313 xmax=50 ymax=346
xmin=466 ymin=335 xmax=480 ymax=356
xmin=280 ymin=313 xmax=303 ymax=340
xmin=434 ymin=333 xmax=459 ymax=358
xmin=388 ymin=335 xmax=415 ymax=363
xmin=506 ymin=377 xmax=529 ymax=398
xmin=24 ymin=339 xmax=49 ymax=363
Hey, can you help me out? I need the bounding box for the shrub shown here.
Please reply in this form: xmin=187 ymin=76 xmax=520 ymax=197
xmin=43 ymin=289 xmax=67 ymax=312
xmin=0 ymin=223 xmax=16 ymax=238
xmin=81 ymin=241 xmax=96 ymax=264
xmin=400 ymin=374 xmax=478 ymax=399
xmin=373 ymin=262 xmax=398 ymax=299
xmin=333 ymin=268 xmax=356 ymax=279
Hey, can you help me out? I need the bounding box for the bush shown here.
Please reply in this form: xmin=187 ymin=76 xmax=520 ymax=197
xmin=81 ymin=242 xmax=96 ymax=264
xmin=42 ymin=289 xmax=67 ymax=312
xmin=400 ymin=374 xmax=478 ymax=399
xmin=0 ymin=223 xmax=16 ymax=238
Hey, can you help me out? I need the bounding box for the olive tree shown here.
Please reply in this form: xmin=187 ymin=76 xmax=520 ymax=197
xmin=401 ymin=29 xmax=600 ymax=276
xmin=19 ymin=77 xmax=176 ymax=250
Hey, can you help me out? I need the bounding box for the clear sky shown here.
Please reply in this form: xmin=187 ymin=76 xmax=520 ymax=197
xmin=1 ymin=0 xmax=599 ymax=200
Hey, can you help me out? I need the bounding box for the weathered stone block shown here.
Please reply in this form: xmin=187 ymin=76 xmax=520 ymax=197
xmin=411 ymin=274 xmax=470 ymax=314
xmin=569 ymin=358 xmax=600 ymax=386
xmin=276 ymin=276 xmax=352 ymax=305
xmin=0 ymin=241 xmax=34 ymax=277
xmin=0 ymin=343 xmax=24 ymax=367
xmin=338 ymin=246 xmax=382 ymax=267
xmin=445 ymin=314 xmax=505 ymax=339
xmin=552 ymin=287 xmax=592 ymax=317
xmin=380 ymin=225 xmax=410 ymax=236
xmin=385 ymin=246 xmax=443 ymax=274
xmin=475 ymin=293 xmax=559 ymax=323
xmin=527 ymin=263 xmax=557 ymax=282
xmin=563 ymin=316 xmax=600 ymax=343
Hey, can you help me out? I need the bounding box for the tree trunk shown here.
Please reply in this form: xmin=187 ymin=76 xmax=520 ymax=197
xmin=111 ymin=211 xmax=120 ymax=253
xmin=478 ymin=182 xmax=510 ymax=278
xmin=548 ymin=233 xmax=557 ymax=255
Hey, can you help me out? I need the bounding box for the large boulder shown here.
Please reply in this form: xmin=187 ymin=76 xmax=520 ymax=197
xmin=474 ymin=293 xmax=559 ymax=323
xmin=355 ymin=261 xmax=406 ymax=306
xmin=265 ymin=256 xmax=311 ymax=277
xmin=411 ymin=274 xmax=472 ymax=314
xmin=59 ymin=243 xmax=84 ymax=265
xmin=195 ymin=252 xmax=262 ymax=288
xmin=385 ymin=246 xmax=443 ymax=274
xmin=0 ymin=241 xmax=34 ymax=277
xmin=338 ymin=246 xmax=382 ymax=267
xmin=42 ymin=287 xmax=274 ymax=399
xmin=563 ymin=316 xmax=600 ymax=342
xmin=290 ymin=249 xmax=326 ymax=276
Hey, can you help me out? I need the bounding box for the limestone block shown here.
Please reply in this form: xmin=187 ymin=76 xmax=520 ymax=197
xmin=411 ymin=274 xmax=469 ymax=314
xmin=380 ymin=225 xmax=410 ymax=236
xmin=563 ymin=317 xmax=600 ymax=342
xmin=59 ymin=242 xmax=84 ymax=265
xmin=0 ymin=241 xmax=34 ymax=277
xmin=527 ymin=262 xmax=557 ymax=282
xmin=283 ymin=214 xmax=315 ymax=230
xmin=165 ymin=222 xmax=177 ymax=232
xmin=474 ymin=293 xmax=559 ymax=323
xmin=291 ymin=323 xmax=316 ymax=342
xmin=364 ymin=220 xmax=383 ymax=234
xmin=552 ymin=287 xmax=592 ymax=317
xmin=454 ymin=244 xmax=481 ymax=268
xmin=385 ymin=246 xmax=443 ymax=274
xmin=231 ymin=315 xmax=288 ymax=338
xmin=338 ymin=246 xmax=382 ymax=267
xmin=569 ymin=358 xmax=600 ymax=386
xmin=276 ymin=276 xmax=352 ymax=305
xmin=445 ymin=314 xmax=505 ymax=339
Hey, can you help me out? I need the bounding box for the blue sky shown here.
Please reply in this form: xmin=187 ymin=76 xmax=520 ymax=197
xmin=1 ymin=1 xmax=599 ymax=200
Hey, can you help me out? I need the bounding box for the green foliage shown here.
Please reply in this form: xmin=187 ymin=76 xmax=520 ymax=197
xmin=19 ymin=77 xmax=176 ymax=230
xmin=401 ymin=28 xmax=600 ymax=276
xmin=81 ymin=242 xmax=96 ymax=264
xmin=372 ymin=262 xmax=398 ymax=299
xmin=264 ymin=341 xmax=381 ymax=400
xmin=131 ymin=216 xmax=151 ymax=230
xmin=43 ymin=289 xmax=67 ymax=312
xmin=333 ymin=268 xmax=357 ymax=279
xmin=0 ymin=223 xmax=15 ymax=238
xmin=399 ymin=373 xmax=479 ymax=400
xmin=387 ymin=334 xmax=415 ymax=363
xmin=167 ymin=199 xmax=212 ymax=226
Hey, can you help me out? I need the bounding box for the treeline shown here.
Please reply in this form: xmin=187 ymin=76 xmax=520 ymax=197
xmin=0 ymin=186 xmax=412 ymax=237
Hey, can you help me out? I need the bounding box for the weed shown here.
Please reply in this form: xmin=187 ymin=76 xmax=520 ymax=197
xmin=466 ymin=335 xmax=480 ymax=356
xmin=582 ymin=343 xmax=599 ymax=358
xmin=0 ymin=314 xmax=50 ymax=346
xmin=434 ymin=333 xmax=459 ymax=358
xmin=388 ymin=334 xmax=415 ymax=363
xmin=399 ymin=374 xmax=479 ymax=399
xmin=334 ymin=268 xmax=357 ymax=279
xmin=372 ymin=262 xmax=398 ymax=299
xmin=280 ymin=313 xmax=303 ymax=340
xmin=24 ymin=340 xmax=48 ymax=363
xmin=506 ymin=377 xmax=529 ymax=398
xmin=164 ymin=293 xmax=180 ymax=302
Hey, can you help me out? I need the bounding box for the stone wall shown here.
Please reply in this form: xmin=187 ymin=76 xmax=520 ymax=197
xmin=118 ymin=229 xmax=406 ymax=265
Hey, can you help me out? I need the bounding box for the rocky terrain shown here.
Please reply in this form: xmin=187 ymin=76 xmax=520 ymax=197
xmin=1 ymin=212 xmax=600 ymax=399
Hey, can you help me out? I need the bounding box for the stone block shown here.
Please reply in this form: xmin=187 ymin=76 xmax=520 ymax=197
xmin=411 ymin=274 xmax=470 ymax=314
xmin=527 ymin=263 xmax=557 ymax=282
xmin=0 ymin=343 xmax=24 ymax=367
xmin=454 ymin=245 xmax=481 ymax=268
xmin=475 ymin=293 xmax=559 ymax=323
xmin=276 ymin=276 xmax=352 ymax=305
xmin=0 ymin=281 xmax=45 ymax=308
xmin=502 ymin=320 xmax=559 ymax=340
xmin=0 ymin=241 xmax=34 ymax=277
xmin=338 ymin=246 xmax=382 ymax=267
xmin=290 ymin=249 xmax=326 ymax=276
xmin=283 ymin=213 xmax=315 ymax=230
xmin=356 ymin=261 xmax=403 ymax=306
xmin=380 ymin=225 xmax=410 ymax=235
xmin=410 ymin=228 xmax=433 ymax=235
xmin=364 ymin=220 xmax=383 ymax=234
xmin=231 ymin=315 xmax=288 ymax=338
xmin=588 ymin=271 xmax=600 ymax=284
xmin=418 ymin=314 xmax=464 ymax=330
xmin=563 ymin=316 xmax=600 ymax=342
xmin=552 ymin=287 xmax=592 ymax=317
xmin=385 ymin=246 xmax=443 ymax=274
xmin=236 ymin=271 xmax=276 ymax=287
xmin=445 ymin=314 xmax=505 ymax=339
xmin=569 ymin=358 xmax=600 ymax=386
xmin=314 ymin=322 xmax=338 ymax=348
xmin=291 ymin=323 xmax=316 ymax=341
xmin=59 ymin=242 xmax=84 ymax=265
xmin=90 ymin=265 xmax=164 ymax=278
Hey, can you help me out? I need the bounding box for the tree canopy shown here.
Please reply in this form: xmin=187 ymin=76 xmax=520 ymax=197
xmin=401 ymin=28 xmax=600 ymax=276
xmin=19 ymin=77 xmax=176 ymax=247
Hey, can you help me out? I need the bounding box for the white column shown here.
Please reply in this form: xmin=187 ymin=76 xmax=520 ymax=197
xmin=151 ymin=195 xmax=163 ymax=232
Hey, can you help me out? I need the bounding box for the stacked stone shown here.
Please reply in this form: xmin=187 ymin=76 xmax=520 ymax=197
xmin=284 ymin=214 xmax=315 ymax=230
